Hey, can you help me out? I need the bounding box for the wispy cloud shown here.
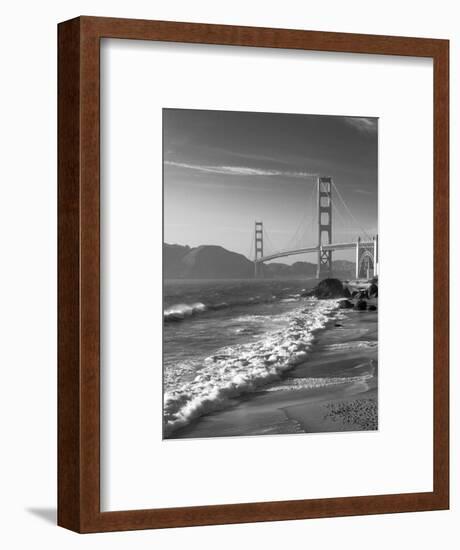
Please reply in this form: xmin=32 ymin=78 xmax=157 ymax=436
xmin=344 ymin=117 xmax=378 ymax=134
xmin=352 ymin=188 xmax=373 ymax=195
xmin=200 ymin=145 xmax=307 ymax=167
xmin=164 ymin=160 xmax=318 ymax=179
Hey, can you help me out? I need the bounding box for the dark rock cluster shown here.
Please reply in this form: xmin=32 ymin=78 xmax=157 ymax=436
xmin=301 ymin=278 xmax=350 ymax=299
xmin=338 ymin=298 xmax=377 ymax=311
xmin=354 ymin=299 xmax=368 ymax=311
xmin=351 ymin=283 xmax=378 ymax=300
xmin=304 ymin=278 xmax=378 ymax=312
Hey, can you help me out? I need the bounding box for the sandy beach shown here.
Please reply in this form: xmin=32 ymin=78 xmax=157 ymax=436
xmin=172 ymin=297 xmax=378 ymax=439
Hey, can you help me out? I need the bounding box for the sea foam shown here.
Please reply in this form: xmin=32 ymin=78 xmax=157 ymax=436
xmin=163 ymin=302 xmax=207 ymax=321
xmin=163 ymin=295 xmax=282 ymax=323
xmin=264 ymin=374 xmax=373 ymax=392
xmin=163 ymin=299 xmax=339 ymax=436
xmin=324 ymin=341 xmax=378 ymax=352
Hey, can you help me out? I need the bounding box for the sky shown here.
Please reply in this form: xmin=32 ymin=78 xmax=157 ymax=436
xmin=163 ymin=108 xmax=378 ymax=263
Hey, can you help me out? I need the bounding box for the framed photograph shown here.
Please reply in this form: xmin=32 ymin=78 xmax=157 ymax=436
xmin=58 ymin=16 xmax=449 ymax=533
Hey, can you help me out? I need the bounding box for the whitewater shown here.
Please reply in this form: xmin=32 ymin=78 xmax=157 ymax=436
xmin=163 ymin=279 xmax=340 ymax=436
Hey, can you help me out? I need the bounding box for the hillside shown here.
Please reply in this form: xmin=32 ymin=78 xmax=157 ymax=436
xmin=164 ymin=243 xmax=355 ymax=279
xmin=164 ymin=243 xmax=253 ymax=279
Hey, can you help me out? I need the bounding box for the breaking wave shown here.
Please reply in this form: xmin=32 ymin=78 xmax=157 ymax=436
xmin=163 ymin=300 xmax=340 ymax=436
xmin=163 ymin=295 xmax=281 ymax=322
xmin=163 ymin=302 xmax=208 ymax=322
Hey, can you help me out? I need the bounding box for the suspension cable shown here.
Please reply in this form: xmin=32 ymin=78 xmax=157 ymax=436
xmin=263 ymin=227 xmax=277 ymax=256
xmin=332 ymin=181 xmax=372 ymax=240
xmin=331 ymin=200 xmax=355 ymax=241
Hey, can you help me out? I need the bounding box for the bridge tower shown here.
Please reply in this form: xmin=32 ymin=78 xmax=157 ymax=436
xmin=316 ymin=176 xmax=333 ymax=278
xmin=355 ymin=235 xmax=378 ymax=279
xmin=254 ymin=221 xmax=264 ymax=278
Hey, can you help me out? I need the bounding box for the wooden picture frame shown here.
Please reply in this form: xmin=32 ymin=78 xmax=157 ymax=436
xmin=58 ymin=16 xmax=449 ymax=533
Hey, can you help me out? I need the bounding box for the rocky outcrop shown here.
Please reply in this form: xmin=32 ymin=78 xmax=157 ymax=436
xmin=354 ymin=299 xmax=368 ymax=311
xmin=368 ymin=283 xmax=378 ymax=298
xmin=302 ymin=278 xmax=350 ymax=299
xmin=338 ymin=299 xmax=354 ymax=309
xmin=342 ymin=286 xmax=352 ymax=298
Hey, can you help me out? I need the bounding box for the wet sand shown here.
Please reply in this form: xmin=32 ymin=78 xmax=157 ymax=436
xmin=173 ymin=301 xmax=378 ymax=439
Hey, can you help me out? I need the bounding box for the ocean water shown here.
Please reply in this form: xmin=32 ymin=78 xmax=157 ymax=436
xmin=163 ymin=278 xmax=344 ymax=436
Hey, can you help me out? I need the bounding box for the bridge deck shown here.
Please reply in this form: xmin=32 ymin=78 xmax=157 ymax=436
xmin=256 ymin=241 xmax=374 ymax=263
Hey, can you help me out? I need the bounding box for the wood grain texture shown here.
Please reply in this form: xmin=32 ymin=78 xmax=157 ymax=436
xmin=57 ymin=16 xmax=449 ymax=533
xmin=432 ymin=40 xmax=449 ymax=506
xmin=57 ymin=16 xmax=81 ymax=533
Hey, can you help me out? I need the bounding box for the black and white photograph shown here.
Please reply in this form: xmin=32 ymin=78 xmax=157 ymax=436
xmin=163 ymin=108 xmax=378 ymax=439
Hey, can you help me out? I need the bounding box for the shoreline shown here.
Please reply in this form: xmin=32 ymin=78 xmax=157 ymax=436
xmin=169 ymin=302 xmax=378 ymax=439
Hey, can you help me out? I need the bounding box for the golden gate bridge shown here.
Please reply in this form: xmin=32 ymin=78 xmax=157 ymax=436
xmin=251 ymin=176 xmax=378 ymax=280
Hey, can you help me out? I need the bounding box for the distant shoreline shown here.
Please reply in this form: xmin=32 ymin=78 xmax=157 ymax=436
xmin=164 ymin=242 xmax=356 ymax=280
xmin=164 ymin=276 xmax=318 ymax=283
xmin=164 ymin=276 xmax=353 ymax=283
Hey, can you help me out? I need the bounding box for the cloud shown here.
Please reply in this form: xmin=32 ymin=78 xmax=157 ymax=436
xmin=352 ymin=188 xmax=373 ymax=195
xmin=164 ymin=160 xmax=318 ymax=179
xmin=344 ymin=117 xmax=378 ymax=134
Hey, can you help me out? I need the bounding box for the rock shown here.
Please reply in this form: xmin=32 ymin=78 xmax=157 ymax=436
xmin=338 ymin=299 xmax=353 ymax=309
xmin=354 ymin=299 xmax=368 ymax=311
xmin=308 ymin=278 xmax=349 ymax=299
xmin=342 ymin=286 xmax=352 ymax=298
xmin=300 ymin=290 xmax=314 ymax=297
xmin=356 ymin=289 xmax=368 ymax=300
xmin=368 ymin=283 xmax=378 ymax=298
xmin=368 ymin=304 xmax=377 ymax=311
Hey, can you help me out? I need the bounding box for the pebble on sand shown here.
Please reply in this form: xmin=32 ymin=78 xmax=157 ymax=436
xmin=324 ymin=398 xmax=378 ymax=430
